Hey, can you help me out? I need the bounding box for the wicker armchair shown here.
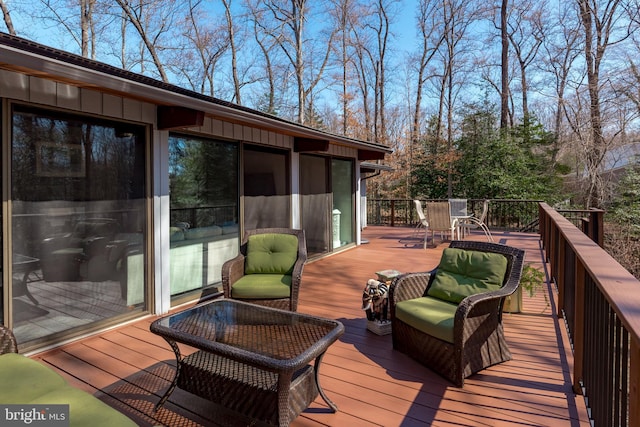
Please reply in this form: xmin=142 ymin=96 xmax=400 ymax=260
xmin=222 ymin=228 xmax=307 ymax=311
xmin=0 ymin=324 xmax=18 ymax=355
xmin=389 ymin=240 xmax=525 ymax=387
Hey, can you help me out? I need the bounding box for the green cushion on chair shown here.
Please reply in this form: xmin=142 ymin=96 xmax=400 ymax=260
xmin=29 ymin=387 xmax=135 ymax=427
xmin=245 ymin=233 xmax=298 ymax=275
xmin=231 ymin=274 xmax=292 ymax=298
xmin=395 ymin=297 xmax=458 ymax=344
xmin=427 ymin=248 xmax=508 ymax=304
xmin=0 ymin=353 xmax=67 ymax=403
xmin=0 ymin=353 xmax=137 ymax=426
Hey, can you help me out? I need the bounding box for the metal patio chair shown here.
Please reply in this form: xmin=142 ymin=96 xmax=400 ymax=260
xmin=424 ymin=201 xmax=458 ymax=246
xmin=460 ymin=199 xmax=493 ymax=242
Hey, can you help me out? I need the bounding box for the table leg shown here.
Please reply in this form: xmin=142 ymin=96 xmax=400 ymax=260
xmin=277 ymin=372 xmax=293 ymax=427
xmin=154 ymin=338 xmax=182 ymax=411
xmin=314 ymin=352 xmax=338 ymax=412
xmin=21 ymin=271 xmax=40 ymax=305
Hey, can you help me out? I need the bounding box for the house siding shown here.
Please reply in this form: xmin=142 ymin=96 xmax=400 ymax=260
xmin=1 ymin=66 xmax=362 ymax=329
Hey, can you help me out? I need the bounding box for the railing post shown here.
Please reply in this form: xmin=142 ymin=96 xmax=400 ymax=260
xmin=557 ymin=235 xmax=566 ymax=317
xmin=538 ymin=203 xmax=545 ymax=244
xmin=390 ymin=200 xmax=395 ymax=227
xmin=573 ymin=260 xmax=585 ymax=395
xmin=589 ymin=209 xmax=604 ymax=248
xmin=631 ymin=338 xmax=640 ymax=427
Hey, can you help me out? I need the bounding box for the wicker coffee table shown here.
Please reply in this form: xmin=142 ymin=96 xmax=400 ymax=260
xmin=150 ymin=299 xmax=345 ymax=426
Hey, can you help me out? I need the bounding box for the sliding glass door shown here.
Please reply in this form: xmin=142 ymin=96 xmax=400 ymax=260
xmin=332 ymin=158 xmax=354 ymax=248
xmin=243 ymin=145 xmax=290 ymax=229
xmin=300 ymin=155 xmax=354 ymax=256
xmin=300 ymin=155 xmax=331 ymax=255
xmin=168 ymin=134 xmax=239 ymax=304
xmin=9 ymin=104 xmax=148 ymax=347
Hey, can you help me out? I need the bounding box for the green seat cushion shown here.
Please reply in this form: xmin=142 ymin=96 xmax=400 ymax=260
xmin=31 ymin=388 xmax=137 ymax=427
xmin=231 ymin=274 xmax=292 ymax=299
xmin=0 ymin=354 xmax=136 ymax=426
xmin=245 ymin=233 xmax=298 ymax=275
xmin=395 ymin=297 xmax=458 ymax=344
xmin=52 ymin=247 xmax=85 ymax=256
xmin=0 ymin=353 xmax=68 ymax=403
xmin=427 ymin=248 xmax=508 ymax=304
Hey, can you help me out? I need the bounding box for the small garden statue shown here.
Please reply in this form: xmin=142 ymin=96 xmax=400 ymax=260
xmin=362 ymin=279 xmax=389 ymax=322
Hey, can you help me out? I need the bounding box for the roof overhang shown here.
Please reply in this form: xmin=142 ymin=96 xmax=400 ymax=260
xmin=360 ymin=162 xmax=393 ymax=174
xmin=0 ymin=34 xmax=392 ymax=159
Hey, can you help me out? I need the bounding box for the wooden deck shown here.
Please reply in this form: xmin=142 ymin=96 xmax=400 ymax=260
xmin=28 ymin=226 xmax=590 ymax=426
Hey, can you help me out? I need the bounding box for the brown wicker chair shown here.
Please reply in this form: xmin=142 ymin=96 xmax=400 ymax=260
xmin=389 ymin=240 xmax=525 ymax=387
xmin=222 ymin=228 xmax=307 ymax=311
xmin=0 ymin=324 xmax=18 ymax=355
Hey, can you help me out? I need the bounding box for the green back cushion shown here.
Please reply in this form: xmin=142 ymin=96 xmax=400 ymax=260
xmin=245 ymin=233 xmax=298 ymax=275
xmin=427 ymin=248 xmax=509 ymax=304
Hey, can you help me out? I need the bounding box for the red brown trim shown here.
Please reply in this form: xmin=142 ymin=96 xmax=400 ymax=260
xmin=157 ymin=106 xmax=205 ymax=130
xmin=294 ymin=138 xmax=329 ymax=152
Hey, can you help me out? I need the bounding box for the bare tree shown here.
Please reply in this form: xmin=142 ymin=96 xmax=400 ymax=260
xmin=351 ymin=20 xmax=375 ymax=141
xmin=507 ymin=0 xmax=546 ymax=127
xmin=114 ymin=0 xmax=180 ymax=82
xmin=328 ymin=0 xmax=356 ymax=136
xmin=222 ymin=0 xmax=242 ymax=104
xmin=371 ymin=0 xmax=393 ymax=143
xmin=34 ymin=0 xmax=108 ymax=58
xmin=616 ymin=2 xmax=640 ymax=114
xmin=577 ymin=0 xmax=628 ymax=208
xmin=412 ymin=0 xmax=445 ymax=146
xmin=347 ymin=0 xmax=397 ymax=144
xmin=168 ymin=0 xmax=228 ymax=96
xmin=0 ymin=0 xmax=16 ymax=35
xmin=407 ymin=0 xmax=445 ymax=195
xmin=246 ymin=0 xmax=279 ymax=114
xmin=80 ymin=0 xmax=96 ymax=58
xmin=500 ymin=0 xmax=509 ymax=129
xmin=430 ymin=0 xmax=482 ymax=196
xmin=541 ymin=2 xmax=581 ymax=164
xmin=259 ymin=0 xmax=336 ymax=125
xmin=119 ymin=7 xmax=127 ymax=68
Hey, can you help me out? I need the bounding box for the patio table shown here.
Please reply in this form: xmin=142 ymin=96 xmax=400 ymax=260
xmin=12 ymin=254 xmax=40 ymax=305
xmin=150 ymin=299 xmax=344 ymax=427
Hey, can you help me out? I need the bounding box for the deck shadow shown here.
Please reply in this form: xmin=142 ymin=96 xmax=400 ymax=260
xmin=99 ymin=359 xmax=273 ymax=427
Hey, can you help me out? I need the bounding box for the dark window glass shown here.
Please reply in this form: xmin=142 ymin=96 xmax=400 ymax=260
xmin=243 ymin=146 xmax=290 ymax=229
xmin=10 ymin=105 xmax=147 ymax=347
xmin=168 ymin=134 xmax=239 ymax=302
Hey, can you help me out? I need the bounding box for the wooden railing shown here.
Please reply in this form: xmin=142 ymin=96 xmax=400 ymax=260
xmin=366 ymin=199 xmax=593 ymax=232
xmin=539 ymin=202 xmax=639 ymax=427
xmin=170 ymin=204 xmax=237 ymax=229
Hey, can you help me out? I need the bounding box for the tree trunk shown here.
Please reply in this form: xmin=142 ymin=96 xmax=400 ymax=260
xmin=223 ymin=0 xmax=242 ymax=105
xmin=80 ymin=0 xmax=90 ymax=58
xmin=115 ymin=0 xmax=170 ymax=83
xmin=376 ymin=0 xmax=389 ymax=143
xmin=578 ymin=0 xmax=621 ymax=208
xmin=0 ymin=0 xmax=16 ymax=35
xmin=500 ymin=0 xmax=509 ymax=129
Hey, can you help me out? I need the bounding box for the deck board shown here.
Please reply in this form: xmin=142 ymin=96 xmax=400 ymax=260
xmin=29 ymin=226 xmax=591 ymax=426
